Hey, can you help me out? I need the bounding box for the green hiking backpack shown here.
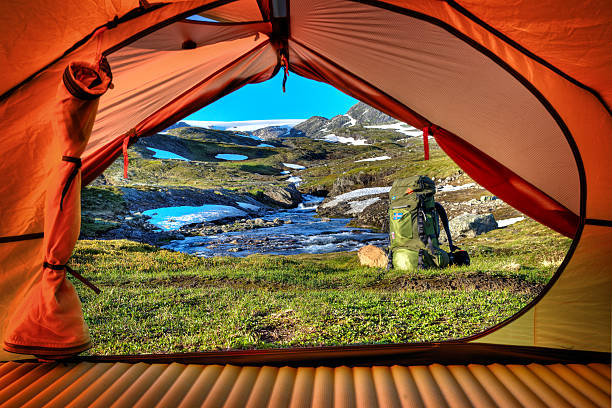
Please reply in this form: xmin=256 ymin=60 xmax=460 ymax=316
xmin=388 ymin=176 xmax=463 ymax=271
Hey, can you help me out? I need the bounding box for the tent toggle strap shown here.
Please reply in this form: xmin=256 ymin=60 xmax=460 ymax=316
xmin=60 ymin=156 xmax=82 ymax=211
xmin=422 ymin=126 xmax=431 ymax=160
xmin=123 ymin=128 xmax=137 ymax=179
xmin=280 ymin=53 xmax=289 ymax=93
xmin=44 ymin=261 xmax=101 ymax=294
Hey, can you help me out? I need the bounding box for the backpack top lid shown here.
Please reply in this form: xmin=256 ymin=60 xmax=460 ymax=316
xmin=389 ymin=175 xmax=436 ymax=206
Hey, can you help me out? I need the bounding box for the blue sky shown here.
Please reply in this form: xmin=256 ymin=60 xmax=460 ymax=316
xmin=185 ymin=72 xmax=358 ymax=121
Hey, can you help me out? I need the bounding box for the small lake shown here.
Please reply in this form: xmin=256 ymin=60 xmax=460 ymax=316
xmin=160 ymin=196 xmax=389 ymax=257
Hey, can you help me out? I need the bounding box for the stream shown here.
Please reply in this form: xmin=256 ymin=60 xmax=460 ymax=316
xmin=160 ymin=196 xmax=389 ymax=257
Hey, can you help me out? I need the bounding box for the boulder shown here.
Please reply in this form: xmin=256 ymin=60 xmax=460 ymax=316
xmin=351 ymin=198 xmax=389 ymax=231
xmin=254 ymin=184 xmax=302 ymax=208
xmin=358 ymin=245 xmax=388 ymax=268
xmin=446 ymin=213 xmax=498 ymax=239
xmin=329 ymin=172 xmax=380 ymax=196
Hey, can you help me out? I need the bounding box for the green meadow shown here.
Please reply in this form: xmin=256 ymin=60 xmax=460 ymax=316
xmin=72 ymin=219 xmax=570 ymax=355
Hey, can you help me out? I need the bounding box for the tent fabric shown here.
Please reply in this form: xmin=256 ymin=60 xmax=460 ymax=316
xmin=446 ymin=0 xmax=612 ymax=110
xmin=0 ymin=0 xmax=610 ymax=361
xmin=4 ymin=62 xmax=112 ymax=357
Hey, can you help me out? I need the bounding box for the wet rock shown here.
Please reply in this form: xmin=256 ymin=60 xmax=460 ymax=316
xmin=358 ymin=245 xmax=388 ymax=268
xmin=252 ymin=184 xmax=302 ymax=208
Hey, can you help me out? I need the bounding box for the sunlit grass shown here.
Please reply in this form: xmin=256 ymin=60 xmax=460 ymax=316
xmin=72 ymin=219 xmax=570 ymax=355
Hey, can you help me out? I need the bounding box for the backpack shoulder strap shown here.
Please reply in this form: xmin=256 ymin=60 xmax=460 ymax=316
xmin=435 ymin=202 xmax=458 ymax=252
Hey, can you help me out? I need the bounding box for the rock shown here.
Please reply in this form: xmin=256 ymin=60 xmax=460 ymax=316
xmin=347 ymin=102 xmax=397 ymax=125
xmin=329 ymin=172 xmax=380 ymax=196
xmin=252 ymin=126 xmax=291 ymax=140
xmin=350 ymin=198 xmax=389 ymax=231
xmin=358 ymin=245 xmax=388 ymax=268
xmin=254 ymin=218 xmax=265 ymax=226
xmin=253 ymin=184 xmax=302 ymax=208
xmin=448 ymin=213 xmax=498 ymax=239
xmin=328 ymin=114 xmax=351 ymax=128
xmin=290 ymin=116 xmax=330 ymax=137
xmin=320 ymin=217 xmax=331 ymax=222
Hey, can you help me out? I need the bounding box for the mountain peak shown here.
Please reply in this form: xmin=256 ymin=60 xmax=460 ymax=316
xmin=346 ymin=102 xmax=396 ymax=125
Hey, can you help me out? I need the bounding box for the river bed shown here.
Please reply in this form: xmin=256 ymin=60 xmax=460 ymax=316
xmin=159 ymin=196 xmax=388 ymax=257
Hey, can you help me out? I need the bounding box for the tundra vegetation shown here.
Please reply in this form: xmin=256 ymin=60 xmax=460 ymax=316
xmin=78 ymin=107 xmax=571 ymax=354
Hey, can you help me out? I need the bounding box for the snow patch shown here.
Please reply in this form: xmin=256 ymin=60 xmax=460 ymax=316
xmin=497 ymin=217 xmax=526 ymax=228
xmin=257 ymin=143 xmax=275 ymax=148
xmin=322 ymin=134 xmax=369 ymax=145
xmin=283 ymin=163 xmax=306 ymax=170
xmin=347 ymin=197 xmax=381 ymax=214
xmin=346 ymin=114 xmax=357 ymax=126
xmin=355 ymin=155 xmax=391 ymax=163
xmin=143 ymin=205 xmax=247 ymax=230
xmin=364 ymin=122 xmax=422 ymax=137
xmin=280 ymin=170 xmax=291 ymax=175
xmin=147 ymin=147 xmax=189 ymax=161
xmin=322 ymin=187 xmax=391 ymax=208
xmin=183 ymin=119 xmax=306 ymax=132
xmin=437 ymin=183 xmax=477 ymax=192
xmin=215 ymin=154 xmax=248 ymax=161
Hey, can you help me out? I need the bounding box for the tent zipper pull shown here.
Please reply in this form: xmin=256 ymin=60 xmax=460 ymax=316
xmin=422 ymin=126 xmax=430 ymax=160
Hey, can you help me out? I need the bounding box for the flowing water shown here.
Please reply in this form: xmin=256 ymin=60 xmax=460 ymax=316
xmin=162 ymin=196 xmax=388 ymax=257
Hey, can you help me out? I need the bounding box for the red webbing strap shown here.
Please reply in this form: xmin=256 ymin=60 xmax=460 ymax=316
xmin=423 ymin=126 xmax=430 ymax=160
xmin=280 ymin=54 xmax=289 ymax=93
xmin=122 ymin=129 xmax=137 ymax=179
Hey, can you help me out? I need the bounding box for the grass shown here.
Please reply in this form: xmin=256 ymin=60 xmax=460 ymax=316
xmin=76 ymin=125 xmax=572 ymax=355
xmin=71 ymin=219 xmax=570 ymax=355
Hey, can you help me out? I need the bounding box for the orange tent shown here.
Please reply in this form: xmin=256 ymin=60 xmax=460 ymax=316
xmin=0 ymin=0 xmax=610 ymax=363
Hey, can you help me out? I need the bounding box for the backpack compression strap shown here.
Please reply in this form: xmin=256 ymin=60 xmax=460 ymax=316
xmin=435 ymin=202 xmax=458 ymax=252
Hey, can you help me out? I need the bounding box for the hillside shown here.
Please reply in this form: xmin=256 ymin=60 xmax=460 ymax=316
xmin=85 ymin=102 xmax=528 ymax=242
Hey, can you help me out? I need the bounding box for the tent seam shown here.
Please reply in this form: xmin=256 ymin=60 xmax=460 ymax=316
xmin=444 ymin=0 xmax=612 ymax=117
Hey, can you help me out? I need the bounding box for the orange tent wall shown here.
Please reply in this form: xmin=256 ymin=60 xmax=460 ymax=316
xmin=0 ymin=0 xmax=610 ymax=360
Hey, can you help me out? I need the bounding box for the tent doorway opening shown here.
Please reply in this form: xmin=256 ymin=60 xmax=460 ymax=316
xmin=74 ymin=77 xmax=571 ymax=355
